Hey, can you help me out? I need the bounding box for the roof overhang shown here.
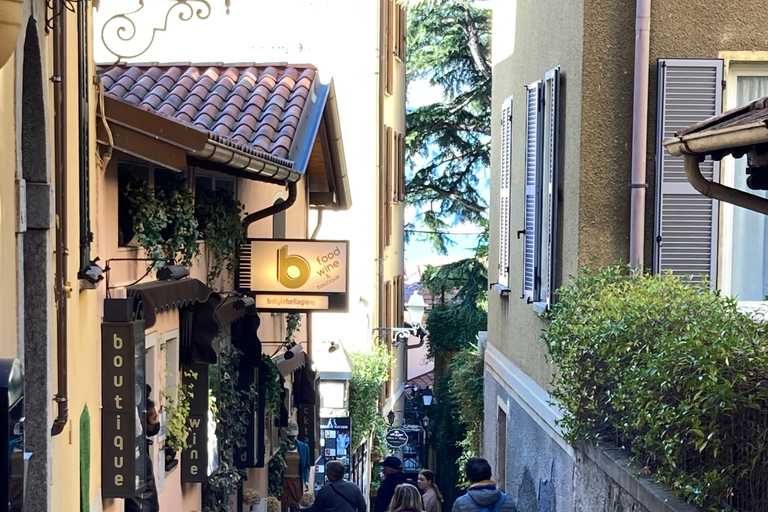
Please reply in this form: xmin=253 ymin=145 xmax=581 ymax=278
xmin=663 ymin=98 xmax=768 ymax=216
xmin=97 ymin=95 xmax=301 ymax=183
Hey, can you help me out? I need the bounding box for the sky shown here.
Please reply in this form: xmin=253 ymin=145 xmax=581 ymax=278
xmin=403 ymin=80 xmax=489 ymax=283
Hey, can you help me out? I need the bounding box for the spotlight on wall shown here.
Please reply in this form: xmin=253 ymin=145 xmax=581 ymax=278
xmin=234 ymin=296 xmax=255 ymax=310
xmin=78 ymin=258 xmax=104 ymax=289
xmin=328 ymin=341 xmax=339 ymax=353
xmin=156 ymin=264 xmax=189 ymax=281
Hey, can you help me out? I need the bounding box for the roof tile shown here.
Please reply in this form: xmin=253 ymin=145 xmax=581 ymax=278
xmin=99 ymin=63 xmax=318 ymax=162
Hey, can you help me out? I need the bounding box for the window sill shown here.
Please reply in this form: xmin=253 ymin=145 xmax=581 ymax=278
xmin=532 ymin=301 xmax=548 ymax=315
xmin=491 ymin=283 xmax=511 ymax=297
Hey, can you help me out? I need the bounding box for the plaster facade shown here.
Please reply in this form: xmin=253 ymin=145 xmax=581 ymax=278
xmin=487 ymin=0 xmax=768 ymax=508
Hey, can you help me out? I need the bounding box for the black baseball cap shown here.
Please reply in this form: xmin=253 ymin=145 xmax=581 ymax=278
xmin=380 ymin=456 xmax=402 ymax=470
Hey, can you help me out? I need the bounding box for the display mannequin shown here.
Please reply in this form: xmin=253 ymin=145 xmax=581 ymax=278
xmin=281 ymin=419 xmax=311 ymax=512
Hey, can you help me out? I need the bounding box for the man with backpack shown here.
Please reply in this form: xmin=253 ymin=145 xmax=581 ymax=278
xmin=451 ymin=459 xmax=517 ymax=512
xmin=300 ymin=460 xmax=367 ymax=512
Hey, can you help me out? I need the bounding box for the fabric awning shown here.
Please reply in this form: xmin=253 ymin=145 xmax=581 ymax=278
xmin=273 ymin=347 xmax=308 ymax=376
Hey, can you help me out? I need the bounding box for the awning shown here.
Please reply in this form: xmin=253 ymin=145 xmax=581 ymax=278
xmin=128 ymin=278 xmax=221 ymax=365
xmin=273 ymin=346 xmax=309 ymax=376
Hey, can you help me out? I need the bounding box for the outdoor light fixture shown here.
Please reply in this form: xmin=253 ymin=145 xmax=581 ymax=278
xmin=421 ymin=414 xmax=431 ymax=430
xmin=405 ymin=292 xmax=426 ymax=327
xmin=233 ymin=296 xmax=255 ymax=310
xmin=78 ymin=258 xmax=104 ymax=288
xmin=421 ymin=387 xmax=434 ymax=407
xmin=328 ymin=341 xmax=339 ymax=353
xmin=156 ymin=264 xmax=189 ymax=281
xmin=387 ymin=411 xmax=395 ymax=425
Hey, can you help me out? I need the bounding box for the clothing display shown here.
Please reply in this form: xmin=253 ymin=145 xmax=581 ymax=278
xmin=282 ymin=449 xmax=303 ymax=507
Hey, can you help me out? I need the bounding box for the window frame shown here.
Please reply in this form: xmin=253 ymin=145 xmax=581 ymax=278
xmin=497 ymin=95 xmax=513 ymax=291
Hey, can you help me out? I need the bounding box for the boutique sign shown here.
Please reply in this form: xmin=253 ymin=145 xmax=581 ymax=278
xmin=101 ymin=316 xmax=147 ymax=499
xmin=239 ymin=239 xmax=349 ymax=312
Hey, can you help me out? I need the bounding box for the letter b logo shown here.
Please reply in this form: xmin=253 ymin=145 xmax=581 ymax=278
xmin=277 ymin=246 xmax=311 ymax=289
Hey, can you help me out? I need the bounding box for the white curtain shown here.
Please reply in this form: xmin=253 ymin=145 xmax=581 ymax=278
xmin=731 ymin=77 xmax=768 ymax=301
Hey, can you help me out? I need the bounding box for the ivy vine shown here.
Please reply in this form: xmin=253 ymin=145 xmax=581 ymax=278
xmin=348 ymin=344 xmax=391 ymax=448
xmin=285 ymin=313 xmax=301 ymax=342
xmin=261 ymin=354 xmax=282 ymax=417
xmin=123 ymin=175 xmax=200 ymax=266
xmin=267 ymin=441 xmax=287 ymax=497
xmin=202 ymin=341 xmax=259 ymax=512
xmin=195 ymin=187 xmax=246 ymax=287
xmin=161 ymin=369 xmax=196 ymax=453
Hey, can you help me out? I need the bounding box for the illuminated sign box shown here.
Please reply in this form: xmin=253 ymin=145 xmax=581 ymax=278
xmin=239 ymin=239 xmax=349 ymax=312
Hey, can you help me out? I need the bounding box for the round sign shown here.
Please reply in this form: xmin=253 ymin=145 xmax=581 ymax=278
xmin=385 ymin=428 xmax=409 ymax=448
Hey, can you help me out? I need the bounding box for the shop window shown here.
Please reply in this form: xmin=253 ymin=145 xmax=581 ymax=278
xmin=164 ymin=334 xmax=179 ymax=402
xmin=117 ymin=162 xmax=149 ymax=247
xmin=193 ymin=170 xmax=237 ymax=240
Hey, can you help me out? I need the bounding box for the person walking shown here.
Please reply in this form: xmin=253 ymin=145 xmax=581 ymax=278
xmin=417 ymin=470 xmax=443 ymax=512
xmin=374 ymin=457 xmax=417 ymax=512
xmin=451 ymin=459 xmax=516 ymax=512
xmin=300 ymin=460 xmax=366 ymax=512
xmin=388 ymin=484 xmax=424 ymax=512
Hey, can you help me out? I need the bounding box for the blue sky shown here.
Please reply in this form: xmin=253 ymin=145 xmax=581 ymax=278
xmin=404 ymin=80 xmax=489 ymax=282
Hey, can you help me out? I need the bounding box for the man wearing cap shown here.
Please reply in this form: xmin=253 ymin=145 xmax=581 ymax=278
xmin=374 ymin=457 xmax=417 ymax=512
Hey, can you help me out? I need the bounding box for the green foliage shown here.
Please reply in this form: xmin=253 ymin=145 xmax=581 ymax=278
xmin=430 ymin=375 xmax=465 ymax=500
xmin=203 ymin=342 xmax=259 ymax=512
xmin=262 ymin=354 xmax=282 ymax=417
xmin=123 ymin=175 xmax=200 ymax=266
xmin=543 ymin=265 xmax=768 ymax=511
xmin=285 ymin=313 xmax=301 ymax=342
xmin=349 ymin=345 xmax=392 ymax=448
xmin=195 ymin=187 xmax=246 ymax=287
xmin=268 ymin=443 xmax=287 ymax=497
xmin=161 ymin=369 xmax=196 ymax=452
xmin=448 ymin=346 xmax=484 ymax=486
xmin=422 ymin=258 xmax=488 ymax=358
xmin=406 ymin=0 xmax=491 ymax=252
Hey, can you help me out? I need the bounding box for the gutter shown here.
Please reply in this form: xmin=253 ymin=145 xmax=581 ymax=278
xmin=664 ymin=123 xmax=768 ymax=216
xmin=629 ymin=0 xmax=652 ymax=270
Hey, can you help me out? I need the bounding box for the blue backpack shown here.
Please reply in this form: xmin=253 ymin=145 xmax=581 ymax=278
xmin=463 ymin=492 xmax=507 ymax=512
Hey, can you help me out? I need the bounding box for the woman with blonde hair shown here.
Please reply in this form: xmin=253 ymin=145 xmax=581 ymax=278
xmin=387 ymin=483 xmax=424 ymax=512
xmin=418 ymin=470 xmax=443 ymax=512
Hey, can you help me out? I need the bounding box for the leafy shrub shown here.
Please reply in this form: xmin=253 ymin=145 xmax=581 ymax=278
xmin=543 ymin=266 xmax=768 ymax=510
xmin=349 ymin=345 xmax=391 ymax=448
xmin=194 ymin=187 xmax=245 ymax=287
xmin=449 ymin=345 xmax=484 ymax=486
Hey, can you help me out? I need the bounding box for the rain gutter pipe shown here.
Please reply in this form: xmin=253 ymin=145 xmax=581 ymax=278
xmin=242 ymin=181 xmax=298 ymax=230
xmin=629 ymin=0 xmax=652 ymax=270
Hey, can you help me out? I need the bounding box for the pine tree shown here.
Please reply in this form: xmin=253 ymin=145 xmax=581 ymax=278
xmin=406 ymin=0 xmax=491 ymax=253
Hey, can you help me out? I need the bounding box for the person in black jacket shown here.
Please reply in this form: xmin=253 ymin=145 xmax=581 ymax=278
xmin=301 ymin=460 xmax=366 ymax=512
xmin=374 ymin=457 xmax=417 ymax=512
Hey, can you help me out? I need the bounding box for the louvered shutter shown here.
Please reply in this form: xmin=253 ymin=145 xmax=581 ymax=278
xmin=498 ymin=97 xmax=513 ymax=289
xmin=523 ymin=82 xmax=543 ymax=301
xmin=654 ymin=59 xmax=722 ymax=283
xmin=544 ymin=68 xmax=561 ymax=307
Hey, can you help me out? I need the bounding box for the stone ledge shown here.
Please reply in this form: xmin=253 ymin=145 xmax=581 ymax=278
xmin=577 ymin=442 xmax=704 ymax=512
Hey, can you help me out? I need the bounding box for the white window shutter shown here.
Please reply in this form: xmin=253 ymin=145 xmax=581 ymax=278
xmin=544 ymin=68 xmax=561 ymax=307
xmin=523 ymin=81 xmax=542 ymax=301
xmin=498 ymin=97 xmax=513 ymax=289
xmin=654 ymin=59 xmax=723 ymax=283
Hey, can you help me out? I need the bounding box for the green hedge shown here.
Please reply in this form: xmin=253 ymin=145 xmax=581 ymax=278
xmin=349 ymin=345 xmax=391 ymax=448
xmin=543 ymin=266 xmax=768 ymax=511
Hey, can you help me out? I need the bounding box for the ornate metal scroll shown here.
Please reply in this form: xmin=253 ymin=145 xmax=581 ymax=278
xmin=100 ymin=0 xmax=229 ymax=63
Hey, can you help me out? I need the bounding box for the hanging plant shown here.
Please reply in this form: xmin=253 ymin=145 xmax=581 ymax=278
xmin=285 ymin=313 xmax=301 ymax=342
xmin=261 ymin=354 xmax=282 ymax=417
xmin=348 ymin=344 xmax=391 ymax=448
xmin=267 ymin=441 xmax=287 ymax=497
xmin=123 ymin=175 xmax=200 ymax=266
xmin=202 ymin=341 xmax=259 ymax=512
xmin=161 ymin=368 xmax=196 ymax=453
xmin=195 ymin=187 xmax=246 ymax=287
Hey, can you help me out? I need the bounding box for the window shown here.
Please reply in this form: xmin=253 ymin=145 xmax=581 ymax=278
xmin=117 ymin=162 xmax=149 ymax=247
xmin=496 ymin=407 xmax=507 ymax=491
xmin=521 ymin=67 xmax=560 ymax=308
xmin=655 ymin=59 xmax=722 ymax=284
xmin=384 ymin=0 xmax=406 ymax=95
xmin=393 ymin=131 xmax=406 ymax=203
xmin=722 ymin=63 xmax=768 ymax=303
xmin=381 ymin=126 xmax=394 ymax=249
xmin=193 ymin=169 xmax=237 ymax=240
xmin=498 ymin=97 xmax=513 ymax=289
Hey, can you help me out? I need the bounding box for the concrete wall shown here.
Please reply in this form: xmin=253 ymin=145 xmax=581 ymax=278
xmin=488 ymin=0 xmax=584 ymax=391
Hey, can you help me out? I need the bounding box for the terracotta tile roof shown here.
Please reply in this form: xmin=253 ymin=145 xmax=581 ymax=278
xmin=100 ymin=63 xmax=317 ymax=162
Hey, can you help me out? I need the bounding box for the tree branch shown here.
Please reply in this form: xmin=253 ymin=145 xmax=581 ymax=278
xmin=461 ymin=7 xmax=491 ymax=80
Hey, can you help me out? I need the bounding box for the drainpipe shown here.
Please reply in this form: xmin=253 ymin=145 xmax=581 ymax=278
xmin=629 ymin=0 xmax=652 ymax=270
xmin=77 ymin=1 xmax=90 ymax=271
xmin=52 ymin=9 xmax=69 ymax=437
xmin=683 ymin=154 xmax=768 ymax=215
xmin=242 ymin=182 xmax=298 ymax=230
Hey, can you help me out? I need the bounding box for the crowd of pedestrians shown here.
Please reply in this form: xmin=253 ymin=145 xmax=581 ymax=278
xmin=302 ymin=456 xmax=516 ymax=512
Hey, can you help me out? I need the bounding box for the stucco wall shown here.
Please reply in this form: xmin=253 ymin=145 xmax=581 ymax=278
xmin=489 ymin=0 xmax=584 ymax=390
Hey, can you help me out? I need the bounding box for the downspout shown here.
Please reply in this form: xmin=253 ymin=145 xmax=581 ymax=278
xmin=77 ymin=1 xmax=91 ymax=271
xmin=684 ymin=154 xmax=768 ymax=215
xmin=52 ymin=9 xmax=69 ymax=437
xmin=242 ymin=182 xmax=298 ymax=230
xmin=629 ymin=0 xmax=652 ymax=270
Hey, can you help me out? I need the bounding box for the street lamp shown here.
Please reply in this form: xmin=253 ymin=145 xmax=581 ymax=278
xmin=421 ymin=387 xmax=433 ymax=407
xmin=405 ymin=292 xmax=426 ymax=327
xmin=421 ymin=414 xmax=431 ymax=430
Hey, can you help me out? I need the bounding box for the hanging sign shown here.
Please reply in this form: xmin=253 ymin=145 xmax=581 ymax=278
xmin=181 ymin=363 xmax=218 ymax=482
xmin=238 ymin=239 xmax=349 ymax=312
xmin=385 ymin=428 xmax=409 ymax=449
xmin=101 ymin=317 xmax=147 ymax=498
